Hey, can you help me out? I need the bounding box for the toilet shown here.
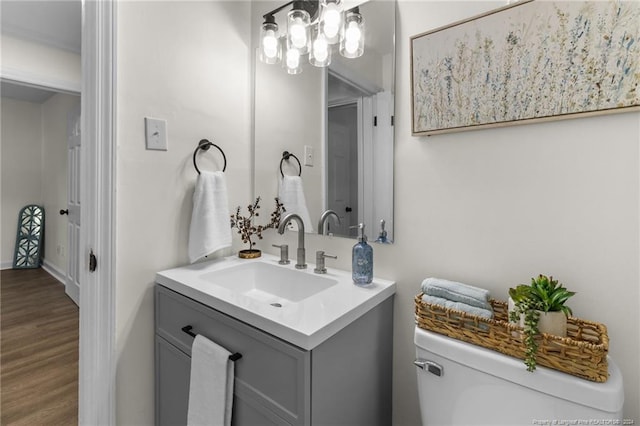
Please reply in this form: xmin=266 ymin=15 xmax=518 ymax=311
xmin=414 ymin=326 xmax=624 ymax=425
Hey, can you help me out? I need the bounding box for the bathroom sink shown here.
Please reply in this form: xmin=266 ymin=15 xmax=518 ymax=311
xmin=200 ymin=262 xmax=338 ymax=303
xmin=155 ymin=254 xmax=396 ymax=350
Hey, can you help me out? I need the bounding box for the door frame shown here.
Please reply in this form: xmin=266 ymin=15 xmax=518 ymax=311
xmin=79 ymin=0 xmax=116 ymax=424
xmin=66 ymin=101 xmax=81 ymax=305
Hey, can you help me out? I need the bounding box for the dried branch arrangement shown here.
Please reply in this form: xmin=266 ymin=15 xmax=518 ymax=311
xmin=230 ymin=196 xmax=285 ymax=253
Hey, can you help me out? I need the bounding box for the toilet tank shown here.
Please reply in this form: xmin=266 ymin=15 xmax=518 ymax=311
xmin=414 ymin=326 xmax=624 ymax=426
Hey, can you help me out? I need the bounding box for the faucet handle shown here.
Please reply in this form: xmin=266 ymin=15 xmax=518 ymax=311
xmin=272 ymin=244 xmax=290 ymax=265
xmin=314 ymin=251 xmax=337 ymax=274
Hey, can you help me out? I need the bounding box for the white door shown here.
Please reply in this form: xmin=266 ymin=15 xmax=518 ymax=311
xmin=65 ymin=103 xmax=81 ymax=305
xmin=327 ymin=102 xmax=359 ymax=237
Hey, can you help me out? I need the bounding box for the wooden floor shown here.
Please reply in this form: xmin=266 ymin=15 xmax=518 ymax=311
xmin=1 ymin=268 xmax=79 ymax=425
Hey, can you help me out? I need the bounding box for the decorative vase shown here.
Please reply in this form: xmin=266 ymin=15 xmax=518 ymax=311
xmin=238 ymin=249 xmax=261 ymax=259
xmin=536 ymin=311 xmax=567 ymax=337
xmin=507 ymin=297 xmax=568 ymax=337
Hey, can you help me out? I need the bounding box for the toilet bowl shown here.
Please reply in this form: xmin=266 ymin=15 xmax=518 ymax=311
xmin=414 ymin=326 xmax=624 ymax=425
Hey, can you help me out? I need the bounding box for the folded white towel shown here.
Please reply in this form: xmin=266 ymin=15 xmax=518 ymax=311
xmin=187 ymin=335 xmax=235 ymax=426
xmin=188 ymin=171 xmax=232 ymax=263
xmin=421 ymin=277 xmax=492 ymax=311
xmin=278 ymin=175 xmax=312 ymax=233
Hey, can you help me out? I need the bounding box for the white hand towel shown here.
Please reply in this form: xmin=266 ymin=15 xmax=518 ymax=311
xmin=188 ymin=171 xmax=232 ymax=263
xmin=187 ymin=335 xmax=235 ymax=426
xmin=278 ymin=175 xmax=313 ymax=233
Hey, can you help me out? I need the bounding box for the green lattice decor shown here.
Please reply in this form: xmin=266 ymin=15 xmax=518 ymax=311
xmin=13 ymin=205 xmax=45 ymax=269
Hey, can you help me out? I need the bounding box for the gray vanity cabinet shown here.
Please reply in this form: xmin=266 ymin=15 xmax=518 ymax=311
xmin=155 ymin=284 xmax=393 ymax=426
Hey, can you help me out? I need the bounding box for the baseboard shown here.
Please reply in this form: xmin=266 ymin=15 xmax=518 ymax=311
xmin=42 ymin=260 xmax=79 ymax=306
xmin=42 ymin=259 xmax=65 ymax=284
xmin=65 ymin=282 xmax=80 ymax=306
xmin=1 ymin=261 xmax=13 ymax=270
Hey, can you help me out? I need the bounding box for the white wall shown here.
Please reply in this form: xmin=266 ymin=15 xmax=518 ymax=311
xmin=258 ymin=1 xmax=640 ymax=424
xmin=0 ymin=34 xmax=81 ymax=93
xmin=111 ymin=1 xmax=639 ymax=424
xmin=0 ymin=98 xmax=43 ymax=266
xmin=42 ymin=93 xmax=79 ymax=273
xmin=0 ymin=93 xmax=76 ymax=272
xmin=114 ymin=1 xmax=252 ymax=423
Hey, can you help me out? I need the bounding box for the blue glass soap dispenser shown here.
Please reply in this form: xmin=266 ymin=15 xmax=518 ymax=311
xmin=351 ymin=223 xmax=373 ymax=286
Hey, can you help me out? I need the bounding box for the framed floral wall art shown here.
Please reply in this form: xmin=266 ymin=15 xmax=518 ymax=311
xmin=411 ymin=0 xmax=640 ymax=136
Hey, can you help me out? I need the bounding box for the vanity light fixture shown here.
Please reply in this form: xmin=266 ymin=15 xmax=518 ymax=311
xmin=339 ymin=6 xmax=364 ymax=58
xmin=259 ymin=15 xmax=282 ymax=64
xmin=259 ymin=0 xmax=364 ymax=72
xmin=285 ymin=47 xmax=303 ymax=74
xmin=287 ymin=1 xmax=311 ymax=54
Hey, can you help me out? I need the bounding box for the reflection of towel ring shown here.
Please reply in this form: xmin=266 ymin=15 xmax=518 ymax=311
xmin=193 ymin=139 xmax=227 ymax=174
xmin=280 ymin=151 xmax=301 ymax=178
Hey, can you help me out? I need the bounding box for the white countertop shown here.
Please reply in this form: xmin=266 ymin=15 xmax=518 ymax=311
xmin=155 ymin=254 xmax=396 ymax=350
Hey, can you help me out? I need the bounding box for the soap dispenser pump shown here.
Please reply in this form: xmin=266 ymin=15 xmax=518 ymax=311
xmin=351 ymin=223 xmax=373 ymax=286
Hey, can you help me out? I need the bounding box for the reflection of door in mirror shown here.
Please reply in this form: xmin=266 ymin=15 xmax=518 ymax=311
xmin=327 ymin=102 xmax=359 ymax=237
xmin=326 ymin=69 xmax=394 ymax=242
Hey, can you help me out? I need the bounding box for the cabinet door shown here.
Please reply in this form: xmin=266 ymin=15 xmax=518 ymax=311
xmin=155 ymin=285 xmax=310 ymax=425
xmin=156 ymin=336 xmax=291 ymax=426
xmin=156 ymin=336 xmax=190 ymax=426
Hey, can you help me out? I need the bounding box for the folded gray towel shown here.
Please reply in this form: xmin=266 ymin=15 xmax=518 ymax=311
xmin=421 ymin=277 xmax=492 ymax=311
xmin=422 ymin=294 xmax=494 ymax=320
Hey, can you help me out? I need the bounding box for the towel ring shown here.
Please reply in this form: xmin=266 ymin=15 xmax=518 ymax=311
xmin=193 ymin=139 xmax=227 ymax=174
xmin=279 ymin=151 xmax=301 ymax=178
xmin=181 ymin=325 xmax=242 ymax=361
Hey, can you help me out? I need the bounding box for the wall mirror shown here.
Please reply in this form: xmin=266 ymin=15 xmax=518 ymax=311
xmin=253 ymin=0 xmax=396 ymax=243
xmin=13 ymin=204 xmax=45 ymax=269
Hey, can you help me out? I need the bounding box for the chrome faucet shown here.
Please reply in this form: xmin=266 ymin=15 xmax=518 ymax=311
xmin=277 ymin=213 xmax=306 ymax=269
xmin=317 ymin=209 xmax=341 ymax=235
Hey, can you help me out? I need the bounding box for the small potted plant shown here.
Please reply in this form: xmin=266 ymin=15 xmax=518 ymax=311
xmin=508 ymin=274 xmax=576 ymax=371
xmin=230 ymin=196 xmax=285 ymax=259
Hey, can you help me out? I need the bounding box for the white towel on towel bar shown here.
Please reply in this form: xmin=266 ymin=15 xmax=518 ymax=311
xmin=188 ymin=171 xmax=232 ymax=263
xmin=278 ymin=175 xmax=313 ymax=233
xmin=187 ymin=334 xmax=235 ymax=426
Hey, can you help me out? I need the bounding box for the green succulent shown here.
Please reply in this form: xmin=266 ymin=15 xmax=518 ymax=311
xmin=508 ymin=274 xmax=576 ymax=372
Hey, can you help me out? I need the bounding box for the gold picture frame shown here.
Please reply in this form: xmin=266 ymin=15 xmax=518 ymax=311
xmin=411 ymin=0 xmax=640 ymax=136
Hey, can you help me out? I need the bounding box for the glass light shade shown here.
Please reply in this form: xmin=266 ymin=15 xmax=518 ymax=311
xmin=287 ymin=8 xmax=311 ymax=54
xmin=319 ymin=0 xmax=343 ymax=44
xmin=259 ymin=21 xmax=281 ymax=64
xmin=285 ymin=47 xmax=303 ymax=74
xmin=310 ymin=31 xmax=331 ymax=67
xmin=340 ymin=10 xmax=364 ymax=59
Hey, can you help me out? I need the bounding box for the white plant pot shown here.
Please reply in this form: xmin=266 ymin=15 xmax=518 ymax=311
xmin=507 ymin=297 xmax=568 ymax=337
xmin=536 ymin=311 xmax=567 ymax=337
xmin=507 ymin=297 xmax=517 ymax=323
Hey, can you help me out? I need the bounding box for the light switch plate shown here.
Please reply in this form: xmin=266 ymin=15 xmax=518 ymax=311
xmin=145 ymin=117 xmax=168 ymax=151
xmin=304 ymin=145 xmax=314 ymax=166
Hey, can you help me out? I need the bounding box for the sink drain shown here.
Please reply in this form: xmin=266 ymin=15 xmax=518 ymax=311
xmin=270 ymin=303 xmax=282 ymax=308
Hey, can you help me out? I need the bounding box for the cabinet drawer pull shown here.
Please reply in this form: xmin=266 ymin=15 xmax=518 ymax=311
xmin=181 ymin=325 xmax=243 ymax=362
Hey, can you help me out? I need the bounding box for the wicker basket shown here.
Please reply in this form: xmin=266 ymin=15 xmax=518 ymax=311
xmin=414 ymin=293 xmax=609 ymax=382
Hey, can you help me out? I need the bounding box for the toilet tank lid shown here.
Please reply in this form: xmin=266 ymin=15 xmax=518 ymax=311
xmin=414 ymin=327 xmax=624 ymax=413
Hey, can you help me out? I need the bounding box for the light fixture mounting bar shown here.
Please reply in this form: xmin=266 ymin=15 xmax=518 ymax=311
xmin=262 ymin=1 xmax=294 ymax=20
xmin=262 ymin=0 xmax=320 ymax=22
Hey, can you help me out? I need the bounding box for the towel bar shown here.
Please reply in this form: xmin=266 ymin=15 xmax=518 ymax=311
xmin=279 ymin=151 xmax=301 ymax=177
xmin=181 ymin=325 xmax=242 ymax=361
xmin=193 ymin=139 xmax=227 ymax=174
